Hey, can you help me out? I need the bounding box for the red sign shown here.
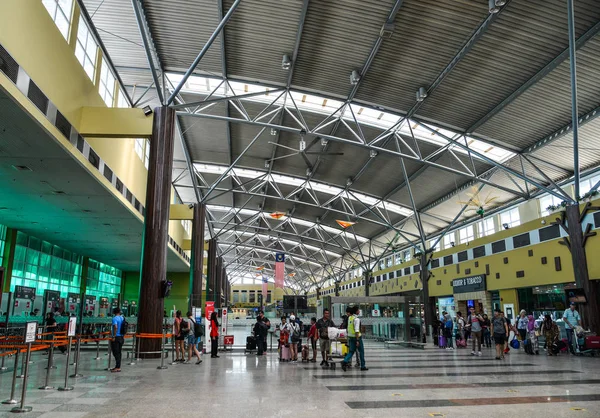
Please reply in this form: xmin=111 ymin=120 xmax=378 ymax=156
xmin=205 ymin=301 xmax=215 ymax=320
xmin=223 ymin=335 xmax=234 ymax=346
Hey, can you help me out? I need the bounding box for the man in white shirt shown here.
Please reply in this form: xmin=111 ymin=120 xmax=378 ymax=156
xmin=341 ymin=306 xmax=367 ymax=371
xmin=563 ymin=302 xmax=581 ymax=354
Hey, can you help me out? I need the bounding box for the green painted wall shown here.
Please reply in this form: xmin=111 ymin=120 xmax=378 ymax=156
xmin=122 ymin=271 xmax=192 ymax=314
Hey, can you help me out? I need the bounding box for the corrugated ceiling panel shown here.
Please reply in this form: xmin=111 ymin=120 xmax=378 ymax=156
xmin=143 ymin=0 xmax=222 ymax=74
xmin=223 ymin=0 xmax=302 ymax=86
xmin=83 ymin=0 xmax=149 ymax=70
xmin=475 ymin=37 xmax=600 ymax=149
xmin=291 ymin=0 xmax=396 ymax=98
xmin=355 ymin=0 xmax=485 ymax=114
xmin=416 ymin=0 xmax=600 ymax=131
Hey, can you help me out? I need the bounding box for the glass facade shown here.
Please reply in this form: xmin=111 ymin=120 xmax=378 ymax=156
xmin=0 ymin=224 xmax=7 ymax=266
xmin=11 ymin=231 xmax=82 ymax=297
xmin=86 ymin=259 xmax=122 ymax=300
xmin=8 ymin=230 xmax=121 ymax=300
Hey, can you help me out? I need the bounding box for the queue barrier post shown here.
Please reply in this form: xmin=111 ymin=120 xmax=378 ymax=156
xmin=105 ymin=338 xmax=112 ymax=371
xmin=1 ymin=350 xmax=19 ymax=405
xmin=11 ymin=345 xmax=33 ymax=413
xmin=39 ymin=341 xmax=55 ymax=390
xmin=0 ymin=340 xmax=7 ymax=371
xmin=157 ymin=329 xmax=168 ymax=370
xmin=47 ymin=332 xmax=57 ymax=369
xmin=17 ymin=348 xmax=26 ymax=379
xmin=170 ymin=334 xmax=176 ymax=365
xmin=128 ymin=334 xmax=136 ymax=366
xmin=58 ymin=337 xmax=74 ymax=391
xmin=70 ymin=336 xmax=83 ymax=378
xmin=94 ymin=338 xmax=101 ymax=360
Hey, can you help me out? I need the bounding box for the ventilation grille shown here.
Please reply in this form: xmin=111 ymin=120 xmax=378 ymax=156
xmin=88 ymin=149 xmax=100 ymax=169
xmin=0 ymin=45 xmax=18 ymax=83
xmin=103 ymin=164 xmax=113 ymax=182
xmin=27 ymin=80 xmax=49 ymax=114
xmin=55 ymin=111 xmax=71 ymax=139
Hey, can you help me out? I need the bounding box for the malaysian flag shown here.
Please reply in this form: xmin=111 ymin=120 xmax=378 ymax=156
xmin=275 ymin=252 xmax=285 ymax=289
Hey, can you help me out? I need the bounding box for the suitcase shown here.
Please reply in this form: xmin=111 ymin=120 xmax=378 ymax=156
xmin=246 ymin=336 xmax=256 ymax=351
xmin=438 ymin=335 xmax=446 ymax=348
xmin=280 ymin=345 xmax=291 ymax=362
xmin=456 ymin=338 xmax=467 ymax=348
xmin=301 ymin=345 xmax=309 ymax=362
xmin=584 ymin=336 xmax=600 ymax=350
xmin=524 ymin=339 xmax=534 ymax=355
xmin=559 ymin=338 xmax=568 ymax=352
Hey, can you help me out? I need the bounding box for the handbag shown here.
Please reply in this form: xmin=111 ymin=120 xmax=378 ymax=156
xmin=510 ymin=337 xmax=520 ymax=349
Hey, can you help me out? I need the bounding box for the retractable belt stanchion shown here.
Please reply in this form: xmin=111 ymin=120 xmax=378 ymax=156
xmin=2 ymin=350 xmax=19 ymax=405
xmin=70 ymin=335 xmax=83 ymax=378
xmin=157 ymin=326 xmax=168 ymax=370
xmin=17 ymin=350 xmax=25 ymax=379
xmin=105 ymin=338 xmax=112 ymax=371
xmin=39 ymin=340 xmax=56 ymax=390
xmin=128 ymin=334 xmax=136 ymax=366
xmin=47 ymin=331 xmax=57 ymax=369
xmin=58 ymin=336 xmax=73 ymax=391
xmin=94 ymin=338 xmax=101 ymax=360
xmin=12 ymin=345 xmax=33 ymax=413
xmin=171 ymin=333 xmax=176 ymax=365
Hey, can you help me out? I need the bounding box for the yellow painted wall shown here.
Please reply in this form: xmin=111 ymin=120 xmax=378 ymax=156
xmin=231 ymin=283 xmax=276 ymax=308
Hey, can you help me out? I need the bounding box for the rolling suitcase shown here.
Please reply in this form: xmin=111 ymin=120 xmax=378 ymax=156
xmin=245 ymin=336 xmax=256 ymax=353
xmin=438 ymin=335 xmax=446 ymax=348
xmin=585 ymin=336 xmax=600 ymax=350
xmin=280 ymin=344 xmax=291 ymax=362
xmin=301 ymin=345 xmax=309 ymax=362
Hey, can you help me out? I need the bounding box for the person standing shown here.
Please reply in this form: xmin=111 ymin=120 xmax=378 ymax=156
xmin=254 ymin=315 xmax=268 ymax=356
xmin=210 ymin=311 xmax=220 ymax=358
xmin=316 ymin=309 xmax=336 ymax=367
xmin=110 ymin=308 xmax=124 ymax=372
xmin=185 ymin=311 xmax=202 ymax=364
xmin=307 ymin=317 xmax=318 ymax=362
xmin=517 ymin=310 xmax=529 ymax=347
xmin=341 ymin=306 xmax=367 ymax=371
xmin=467 ymin=307 xmax=483 ymax=356
xmin=563 ymin=302 xmax=581 ymax=354
xmin=527 ymin=314 xmax=539 ymax=355
xmin=482 ymin=314 xmax=492 ymax=348
xmin=456 ymin=312 xmax=465 ymax=346
xmin=285 ymin=314 xmax=301 ymax=363
xmin=174 ymin=310 xmax=186 ymax=362
xmin=443 ymin=313 xmax=454 ymax=350
xmin=491 ymin=309 xmax=508 ymax=360
xmin=541 ymin=314 xmax=559 ymax=356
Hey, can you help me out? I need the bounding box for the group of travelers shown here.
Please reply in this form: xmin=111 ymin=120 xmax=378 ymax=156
xmin=436 ymin=301 xmax=583 ymax=360
xmin=275 ymin=306 xmax=368 ymax=371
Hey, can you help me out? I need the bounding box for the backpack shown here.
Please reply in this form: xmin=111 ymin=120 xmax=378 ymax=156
xmin=120 ymin=317 xmax=129 ymax=336
xmin=290 ymin=323 xmax=300 ymax=342
xmin=445 ymin=319 xmax=453 ymax=330
xmin=180 ymin=319 xmax=190 ymax=336
xmin=193 ymin=319 xmax=204 ymax=338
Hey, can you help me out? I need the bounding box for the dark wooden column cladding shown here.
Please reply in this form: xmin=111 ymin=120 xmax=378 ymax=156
xmin=190 ymin=204 xmax=206 ymax=308
xmin=137 ymin=106 xmax=175 ymax=358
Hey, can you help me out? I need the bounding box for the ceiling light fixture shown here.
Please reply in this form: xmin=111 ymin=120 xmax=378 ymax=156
xmin=320 ymin=137 xmax=328 ymax=147
xmin=299 ymin=139 xmax=306 ymax=151
xmin=270 ymin=128 xmax=278 ymax=136
xmin=495 ymin=0 xmax=507 ymax=6
xmin=489 ymin=0 xmax=501 ymax=13
xmin=143 ymin=105 xmax=153 ymax=116
xmin=282 ymin=54 xmax=291 ymax=70
xmin=11 ymin=165 xmax=32 ymax=171
xmin=369 ymin=149 xmax=378 ymax=158
xmin=503 ymin=223 xmax=510 ymax=230
xmin=416 ymin=86 xmax=428 ymax=102
xmin=450 ymin=241 xmax=455 ymax=247
xmin=350 ymin=69 xmax=361 ymax=85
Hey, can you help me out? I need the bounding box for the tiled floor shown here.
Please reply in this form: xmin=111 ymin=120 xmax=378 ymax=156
xmin=0 ymin=341 xmax=599 ymax=417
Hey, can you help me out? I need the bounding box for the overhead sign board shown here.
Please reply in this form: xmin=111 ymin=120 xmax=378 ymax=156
xmin=452 ymin=275 xmax=486 ymax=294
xmin=24 ymin=321 xmax=37 ymax=343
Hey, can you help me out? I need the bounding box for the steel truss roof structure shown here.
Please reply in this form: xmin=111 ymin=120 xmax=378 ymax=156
xmin=82 ymin=0 xmax=600 ymax=288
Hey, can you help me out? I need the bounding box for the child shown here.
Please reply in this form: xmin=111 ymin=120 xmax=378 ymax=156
xmin=307 ymin=317 xmax=318 ymax=362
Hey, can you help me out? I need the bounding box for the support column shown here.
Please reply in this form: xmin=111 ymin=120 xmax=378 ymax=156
xmin=364 ymin=271 xmax=372 ymax=297
xmin=419 ymin=254 xmax=435 ymax=343
xmin=189 ymin=204 xmax=206 ymax=310
xmin=137 ymin=106 xmax=175 ymax=358
xmin=207 ymin=238 xmax=217 ymax=302
xmin=564 ymin=205 xmax=599 ymax=333
xmin=215 ymin=257 xmax=222 ymax=309
xmin=1 ymin=228 xmax=17 ymax=293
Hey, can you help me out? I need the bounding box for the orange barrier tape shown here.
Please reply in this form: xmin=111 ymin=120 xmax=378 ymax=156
xmin=135 ymin=333 xmax=173 ymax=339
xmin=0 ymin=350 xmax=17 ymax=357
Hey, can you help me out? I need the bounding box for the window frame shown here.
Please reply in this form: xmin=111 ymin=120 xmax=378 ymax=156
xmin=42 ymin=0 xmax=73 ymax=40
xmin=75 ymin=17 xmax=99 ymax=81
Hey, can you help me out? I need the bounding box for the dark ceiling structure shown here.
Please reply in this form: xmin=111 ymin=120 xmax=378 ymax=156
xmin=81 ymin=0 xmax=600 ymax=290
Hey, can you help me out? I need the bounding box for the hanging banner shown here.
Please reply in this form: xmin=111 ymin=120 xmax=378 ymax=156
xmin=275 ymin=252 xmax=285 ymax=289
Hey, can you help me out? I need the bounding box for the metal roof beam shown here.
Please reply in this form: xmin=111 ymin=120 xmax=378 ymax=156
xmin=168 ymin=0 xmax=242 ymax=104
xmin=467 ymin=20 xmax=600 ymax=135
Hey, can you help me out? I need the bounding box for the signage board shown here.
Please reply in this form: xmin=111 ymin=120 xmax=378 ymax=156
xmin=15 ymin=285 xmax=36 ymax=300
xmin=24 ymin=321 xmax=37 ymax=343
xmin=223 ymin=335 xmax=234 ymax=346
xmin=68 ymin=316 xmax=77 ymax=337
xmin=452 ymin=275 xmax=486 ymax=294
xmin=205 ymin=302 xmax=215 ymax=342
xmin=371 ymin=309 xmax=380 ymax=317
xmin=221 ymin=308 xmax=228 ymax=336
